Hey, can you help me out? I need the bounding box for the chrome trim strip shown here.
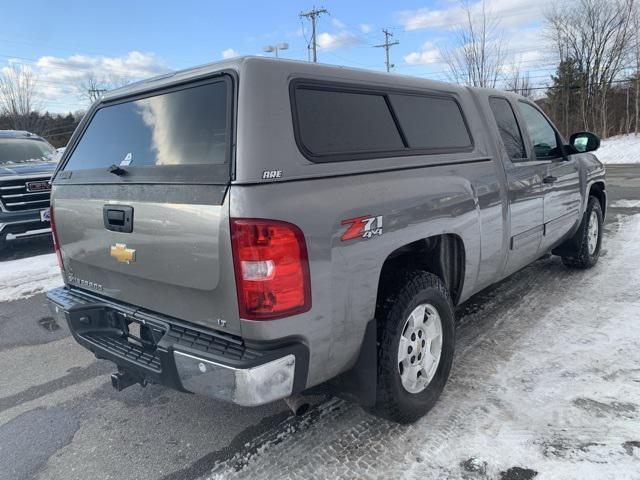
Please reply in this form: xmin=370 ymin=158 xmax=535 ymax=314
xmin=2 ymin=191 xmax=50 ymax=199
xmin=5 ymin=199 xmax=50 ymax=207
xmin=0 ymin=173 xmax=52 ymax=182
xmin=0 ymin=218 xmax=47 ymax=235
xmin=5 ymin=227 xmax=51 ymax=240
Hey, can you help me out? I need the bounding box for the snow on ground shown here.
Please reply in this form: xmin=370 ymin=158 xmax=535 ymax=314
xmin=596 ymin=134 xmax=640 ymax=164
xmin=612 ymin=200 xmax=640 ymax=209
xmin=0 ymin=253 xmax=63 ymax=303
xmin=206 ymin=214 xmax=640 ymax=480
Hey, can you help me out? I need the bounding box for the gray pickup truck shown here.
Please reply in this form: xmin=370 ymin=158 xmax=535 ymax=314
xmin=0 ymin=130 xmax=57 ymax=248
xmin=46 ymin=57 xmax=606 ymax=424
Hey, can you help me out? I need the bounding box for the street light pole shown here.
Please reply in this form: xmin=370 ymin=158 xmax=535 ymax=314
xmin=263 ymin=43 xmax=289 ymax=58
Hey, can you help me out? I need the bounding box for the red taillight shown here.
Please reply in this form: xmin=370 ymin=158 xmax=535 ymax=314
xmin=230 ymin=218 xmax=311 ymax=320
xmin=49 ymin=206 xmax=64 ymax=270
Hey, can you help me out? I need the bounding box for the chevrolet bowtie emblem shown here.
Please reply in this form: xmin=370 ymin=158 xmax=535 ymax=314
xmin=110 ymin=243 xmax=136 ymax=264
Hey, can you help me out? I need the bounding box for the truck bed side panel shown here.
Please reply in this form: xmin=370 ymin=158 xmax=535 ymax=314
xmin=231 ymin=158 xmax=503 ymax=387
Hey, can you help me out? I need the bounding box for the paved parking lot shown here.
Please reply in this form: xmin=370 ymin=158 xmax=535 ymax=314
xmin=1 ymin=165 xmax=639 ymax=480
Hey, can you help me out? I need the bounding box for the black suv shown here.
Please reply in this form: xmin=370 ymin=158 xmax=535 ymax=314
xmin=0 ymin=130 xmax=57 ymax=249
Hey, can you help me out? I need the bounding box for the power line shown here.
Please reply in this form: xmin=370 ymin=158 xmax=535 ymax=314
xmin=373 ymin=29 xmax=399 ymax=73
xmin=299 ymin=7 xmax=328 ymax=63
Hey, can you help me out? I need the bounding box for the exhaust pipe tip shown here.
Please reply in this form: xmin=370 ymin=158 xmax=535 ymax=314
xmin=284 ymin=394 xmax=319 ymax=416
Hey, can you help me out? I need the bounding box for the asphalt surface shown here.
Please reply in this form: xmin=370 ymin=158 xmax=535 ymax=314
xmin=0 ymin=164 xmax=638 ymax=480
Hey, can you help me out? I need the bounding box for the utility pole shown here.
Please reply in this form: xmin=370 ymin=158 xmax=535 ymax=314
xmin=299 ymin=6 xmax=328 ymax=63
xmin=374 ymin=29 xmax=399 ymax=73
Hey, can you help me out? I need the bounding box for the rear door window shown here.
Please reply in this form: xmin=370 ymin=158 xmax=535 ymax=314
xmin=489 ymin=97 xmax=526 ymax=161
xmin=62 ymin=77 xmax=232 ymax=183
xmin=294 ymin=87 xmax=404 ymax=155
xmin=388 ymin=94 xmax=471 ymax=150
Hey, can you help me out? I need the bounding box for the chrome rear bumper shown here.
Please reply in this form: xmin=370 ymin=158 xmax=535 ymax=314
xmin=47 ymin=286 xmax=308 ymax=406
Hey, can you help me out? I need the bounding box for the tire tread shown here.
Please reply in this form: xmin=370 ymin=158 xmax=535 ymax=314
xmin=373 ymin=270 xmax=454 ymax=424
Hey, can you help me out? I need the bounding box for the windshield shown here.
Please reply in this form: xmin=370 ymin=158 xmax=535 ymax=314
xmin=0 ymin=138 xmax=56 ymax=165
xmin=63 ymin=79 xmax=231 ymax=182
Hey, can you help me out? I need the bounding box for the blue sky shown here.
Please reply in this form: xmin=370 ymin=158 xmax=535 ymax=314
xmin=1 ymin=0 xmax=553 ymax=112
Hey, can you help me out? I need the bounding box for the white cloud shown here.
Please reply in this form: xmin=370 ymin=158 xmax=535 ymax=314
xmin=397 ymin=0 xmax=554 ymax=31
xmin=331 ymin=18 xmax=346 ymax=29
xmin=31 ymin=51 xmax=170 ymax=107
xmin=316 ymin=31 xmax=360 ymax=51
xmin=359 ymin=24 xmax=372 ymax=34
xmin=398 ymin=6 xmax=464 ymax=31
xmin=0 ymin=51 xmax=168 ymax=112
xmin=221 ymin=48 xmax=239 ymax=59
xmin=404 ymin=42 xmax=441 ymax=65
xmin=36 ymin=51 xmax=168 ymax=82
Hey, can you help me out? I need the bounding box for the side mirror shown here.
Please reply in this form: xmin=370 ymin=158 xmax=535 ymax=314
xmin=569 ymin=131 xmax=600 ymax=153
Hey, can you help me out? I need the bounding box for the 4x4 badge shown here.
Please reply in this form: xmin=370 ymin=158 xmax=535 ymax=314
xmin=341 ymin=215 xmax=383 ymax=241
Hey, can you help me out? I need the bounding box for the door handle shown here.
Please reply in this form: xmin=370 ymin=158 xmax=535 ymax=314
xmin=543 ymin=175 xmax=558 ymax=184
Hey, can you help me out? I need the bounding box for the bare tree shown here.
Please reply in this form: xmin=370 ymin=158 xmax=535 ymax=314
xmin=506 ymin=63 xmax=533 ymax=98
xmin=75 ymin=72 xmax=131 ymax=106
xmin=634 ymin=6 xmax=640 ymax=134
xmin=545 ymin=0 xmax=636 ymax=137
xmin=441 ymin=0 xmax=508 ymax=88
xmin=0 ymin=64 xmax=44 ymax=132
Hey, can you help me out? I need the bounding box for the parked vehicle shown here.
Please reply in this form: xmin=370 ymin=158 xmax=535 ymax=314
xmin=0 ymin=130 xmax=57 ymax=248
xmin=46 ymin=57 xmax=606 ymax=423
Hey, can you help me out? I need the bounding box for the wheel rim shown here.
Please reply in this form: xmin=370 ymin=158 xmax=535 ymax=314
xmin=587 ymin=210 xmax=599 ymax=255
xmin=397 ymin=303 xmax=443 ymax=394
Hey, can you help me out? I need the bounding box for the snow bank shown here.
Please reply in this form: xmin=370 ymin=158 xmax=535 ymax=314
xmin=595 ymin=133 xmax=640 ymax=164
xmin=0 ymin=253 xmax=63 ymax=302
xmin=612 ymin=200 xmax=640 ymax=208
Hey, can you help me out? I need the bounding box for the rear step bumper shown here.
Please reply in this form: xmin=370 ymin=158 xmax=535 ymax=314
xmin=47 ymin=287 xmax=309 ymax=406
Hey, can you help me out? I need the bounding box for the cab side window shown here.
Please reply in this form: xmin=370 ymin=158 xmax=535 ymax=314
xmin=489 ymin=97 xmax=526 ymax=161
xmin=518 ymin=102 xmax=562 ymax=160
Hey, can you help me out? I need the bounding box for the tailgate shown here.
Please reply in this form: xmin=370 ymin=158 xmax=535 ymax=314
xmin=51 ymin=74 xmax=240 ymax=334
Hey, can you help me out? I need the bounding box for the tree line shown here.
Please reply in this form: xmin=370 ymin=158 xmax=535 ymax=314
xmin=0 ymin=110 xmax=82 ymax=148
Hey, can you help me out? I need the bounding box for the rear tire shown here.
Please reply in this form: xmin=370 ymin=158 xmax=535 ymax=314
xmin=561 ymin=196 xmax=603 ymax=269
xmin=370 ymin=271 xmax=455 ymax=424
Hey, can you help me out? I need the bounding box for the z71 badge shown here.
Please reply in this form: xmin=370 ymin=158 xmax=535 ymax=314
xmin=340 ymin=215 xmax=383 ymax=241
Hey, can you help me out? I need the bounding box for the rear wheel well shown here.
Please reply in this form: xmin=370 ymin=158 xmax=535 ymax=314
xmin=377 ymin=234 xmax=465 ymax=306
xmin=589 ymin=182 xmax=606 ymax=218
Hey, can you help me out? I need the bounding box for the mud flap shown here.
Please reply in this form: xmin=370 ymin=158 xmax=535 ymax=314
xmin=330 ymin=318 xmax=377 ymax=407
xmin=552 ymin=210 xmax=586 ymax=257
